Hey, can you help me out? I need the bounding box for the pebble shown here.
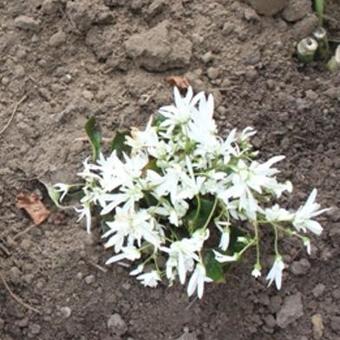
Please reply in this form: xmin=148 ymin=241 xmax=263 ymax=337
xmin=290 ymin=258 xmax=311 ymax=276
xmin=207 ymin=67 xmax=220 ymax=80
xmin=312 ymin=283 xmax=326 ymax=298
xmin=17 ymin=318 xmax=29 ymax=328
xmin=244 ymin=7 xmax=259 ymax=22
xmin=245 ymin=68 xmax=258 ymax=82
xmin=20 ymin=238 xmax=32 ymax=250
xmin=332 ymin=288 xmax=340 ymax=300
xmin=84 ymin=274 xmax=95 ymax=284
xmin=60 ymin=307 xmax=72 ymax=318
xmin=9 ymin=266 xmax=22 ymax=284
xmin=282 ymin=0 xmax=311 ymax=22
xmin=201 ymin=51 xmax=214 ymax=64
xmin=263 ymin=314 xmax=276 ymax=328
xmin=330 ymin=316 xmax=340 ymax=332
xmin=269 ymin=295 xmax=282 ymax=314
xmin=276 ymin=292 xmax=304 ymax=328
xmin=29 ymin=323 xmax=41 ymax=335
xmin=107 ymin=313 xmax=127 ymax=336
xmin=222 ymin=23 xmax=234 ymax=36
xmin=14 ymin=16 xmax=40 ymax=32
xmin=49 ymin=31 xmax=66 ymax=47
xmin=248 ymin=0 xmax=288 ymax=16
xmin=311 ymin=314 xmax=324 ymax=340
xmin=292 ymin=14 xmax=319 ymax=40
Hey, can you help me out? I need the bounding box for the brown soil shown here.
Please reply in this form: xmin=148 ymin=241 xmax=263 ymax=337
xmin=1 ymin=1 xmax=340 ymax=339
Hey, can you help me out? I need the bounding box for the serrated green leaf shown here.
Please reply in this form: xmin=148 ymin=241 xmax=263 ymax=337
xmin=204 ymin=250 xmax=225 ymax=283
xmin=110 ymin=130 xmax=131 ymax=157
xmin=85 ymin=117 xmax=102 ymax=161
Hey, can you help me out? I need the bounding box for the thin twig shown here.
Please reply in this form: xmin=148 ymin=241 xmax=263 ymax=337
xmin=185 ymin=296 xmax=198 ymax=310
xmin=12 ymin=224 xmax=37 ymax=241
xmin=86 ymin=260 xmax=108 ymax=273
xmin=0 ymin=271 xmax=41 ymax=314
xmin=0 ymin=95 xmax=28 ymax=136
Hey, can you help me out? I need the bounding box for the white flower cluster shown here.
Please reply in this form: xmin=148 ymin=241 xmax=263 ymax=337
xmin=54 ymin=87 xmax=328 ymax=298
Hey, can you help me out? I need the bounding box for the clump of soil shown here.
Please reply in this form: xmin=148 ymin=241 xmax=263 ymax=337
xmin=0 ymin=0 xmax=340 ymax=339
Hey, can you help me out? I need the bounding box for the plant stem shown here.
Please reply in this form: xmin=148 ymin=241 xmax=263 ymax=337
xmin=202 ymin=197 xmax=218 ymax=230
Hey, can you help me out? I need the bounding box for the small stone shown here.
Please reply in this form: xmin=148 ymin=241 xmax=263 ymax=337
xmin=60 ymin=307 xmax=72 ymax=318
xmin=332 ymin=288 xmax=340 ymax=300
xmin=244 ymin=7 xmax=260 ymax=21
xmin=29 ymin=323 xmax=41 ymax=335
xmin=17 ymin=318 xmax=29 ymax=328
xmin=107 ymin=313 xmax=127 ymax=336
xmin=175 ymin=331 xmax=198 ymax=340
xmin=311 ymin=314 xmax=324 ymax=340
xmin=245 ymin=68 xmax=258 ymax=82
xmin=84 ymin=274 xmax=95 ymax=284
xmin=248 ymin=0 xmax=288 ymax=16
xmin=269 ymin=295 xmax=282 ymax=313
xmin=49 ymin=31 xmax=66 ymax=47
xmin=147 ymin=0 xmax=168 ymax=17
xmin=290 ymin=258 xmax=311 ymax=276
xmin=222 ymin=23 xmax=234 ymax=36
xmin=9 ymin=266 xmax=21 ymax=284
xmin=263 ymin=314 xmax=276 ymax=328
xmin=312 ymin=284 xmax=326 ymax=298
xmin=331 ymin=316 xmax=340 ymax=332
xmin=82 ymin=90 xmax=94 ymax=101
xmin=276 ymin=292 xmax=304 ymax=328
xmin=20 ymin=238 xmax=31 ymax=250
xmin=14 ymin=16 xmax=40 ymax=32
xmin=201 ymin=51 xmax=214 ymax=64
xmin=292 ymin=14 xmax=319 ymax=40
xmin=42 ymin=0 xmax=61 ymax=15
xmin=1 ymin=76 xmax=10 ymax=86
xmin=282 ymin=0 xmax=311 ymax=23
xmin=207 ymin=67 xmax=220 ymax=80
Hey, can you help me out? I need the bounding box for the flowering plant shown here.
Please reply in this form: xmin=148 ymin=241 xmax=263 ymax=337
xmin=52 ymin=87 xmax=328 ymax=298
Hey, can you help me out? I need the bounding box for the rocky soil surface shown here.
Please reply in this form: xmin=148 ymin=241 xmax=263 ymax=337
xmin=0 ymin=0 xmax=340 ymax=339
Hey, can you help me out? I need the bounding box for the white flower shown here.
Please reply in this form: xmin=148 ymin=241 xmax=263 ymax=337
xmin=303 ymin=237 xmax=311 ymax=255
xmin=75 ymin=204 xmax=92 ymax=233
xmin=213 ymin=250 xmax=238 ymax=263
xmin=130 ymin=264 xmax=144 ymax=276
xmin=53 ymin=183 xmax=70 ymax=202
xmin=125 ymin=117 xmax=159 ymax=154
xmin=105 ymin=246 xmax=141 ymax=265
xmin=137 ymin=270 xmax=161 ymax=288
xmin=187 ymin=262 xmax=213 ymax=299
xmin=161 ymin=230 xmax=207 ymax=284
xmin=264 ymin=204 xmax=294 ymax=222
xmin=251 ymin=264 xmax=261 ymax=278
xmin=266 ymin=256 xmax=285 ymax=290
xmin=293 ymin=189 xmax=329 ymax=235
xmin=103 ymin=208 xmax=163 ymax=252
xmin=215 ymin=220 xmax=230 ymax=251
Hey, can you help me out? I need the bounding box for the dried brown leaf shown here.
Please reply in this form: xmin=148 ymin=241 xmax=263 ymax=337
xmin=165 ymin=76 xmax=190 ymax=90
xmin=16 ymin=192 xmax=50 ymax=225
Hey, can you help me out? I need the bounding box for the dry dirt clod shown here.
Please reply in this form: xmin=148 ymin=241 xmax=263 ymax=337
xmin=292 ymin=14 xmax=319 ymax=40
xmin=48 ymin=30 xmax=67 ymax=47
xmin=276 ymin=292 xmax=304 ymax=328
xmin=312 ymin=283 xmax=326 ymax=298
xmin=247 ymin=0 xmax=288 ymax=16
xmin=282 ymin=0 xmax=312 ymax=22
xmin=107 ymin=313 xmax=127 ymax=336
xmin=14 ymin=16 xmax=40 ymax=32
xmin=125 ymin=20 xmax=192 ymax=72
xmin=290 ymin=258 xmax=311 ymax=276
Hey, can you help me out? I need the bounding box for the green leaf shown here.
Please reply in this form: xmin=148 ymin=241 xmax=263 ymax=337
xmin=204 ymin=250 xmax=225 ymax=283
xmin=185 ymin=198 xmax=214 ymax=233
xmin=110 ymin=130 xmax=131 ymax=157
xmin=46 ymin=185 xmax=62 ymax=208
xmin=85 ymin=117 xmax=102 ymax=161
